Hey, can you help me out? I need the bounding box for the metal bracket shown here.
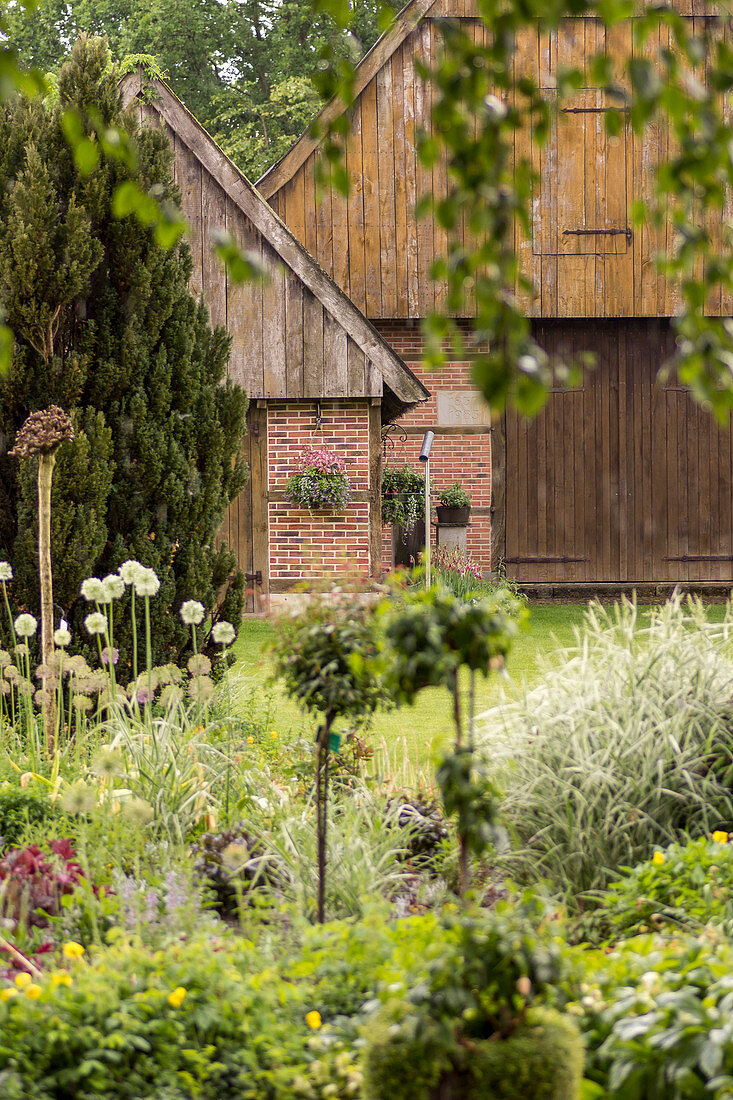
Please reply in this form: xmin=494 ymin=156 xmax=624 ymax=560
xmin=663 ymin=555 xmax=733 ymax=562
xmin=562 ymin=106 xmax=628 ymax=114
xmin=504 ymin=556 xmax=590 ymax=564
xmin=563 ymin=227 xmax=632 ymax=243
xmin=244 ymin=571 xmax=263 ymax=586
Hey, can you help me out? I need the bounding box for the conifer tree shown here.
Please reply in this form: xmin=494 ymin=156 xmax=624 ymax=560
xmin=0 ymin=36 xmax=247 ymax=666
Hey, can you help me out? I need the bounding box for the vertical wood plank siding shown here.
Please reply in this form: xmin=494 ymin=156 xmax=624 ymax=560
xmin=140 ymin=111 xmax=384 ymax=403
xmin=266 ymin=8 xmax=730 ymax=320
xmin=502 ymin=319 xmax=733 ymax=585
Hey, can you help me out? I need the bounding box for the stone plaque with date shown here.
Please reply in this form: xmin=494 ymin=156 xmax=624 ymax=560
xmin=436 ymin=391 xmax=491 ymax=427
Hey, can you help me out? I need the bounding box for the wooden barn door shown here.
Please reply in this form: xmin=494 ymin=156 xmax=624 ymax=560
xmin=502 ymin=319 xmax=733 ymax=585
xmin=219 ymin=405 xmax=269 ymax=612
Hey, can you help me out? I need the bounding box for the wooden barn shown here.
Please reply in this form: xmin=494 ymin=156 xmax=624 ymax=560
xmin=120 ymin=72 xmax=429 ymax=610
xmin=258 ymin=0 xmax=733 ymax=593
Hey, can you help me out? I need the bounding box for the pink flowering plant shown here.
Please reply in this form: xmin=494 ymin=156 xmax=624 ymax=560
xmin=433 ymin=546 xmax=487 ymax=600
xmin=284 ymin=445 xmax=351 ymax=511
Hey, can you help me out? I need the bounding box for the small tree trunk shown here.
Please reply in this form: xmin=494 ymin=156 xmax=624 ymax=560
xmin=38 ymin=452 xmax=57 ymax=755
xmin=316 ymin=715 xmax=333 ymax=923
xmin=451 ymin=670 xmax=469 ymax=899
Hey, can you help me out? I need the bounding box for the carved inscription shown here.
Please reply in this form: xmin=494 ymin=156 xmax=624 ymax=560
xmin=436 ymin=390 xmax=491 ymax=427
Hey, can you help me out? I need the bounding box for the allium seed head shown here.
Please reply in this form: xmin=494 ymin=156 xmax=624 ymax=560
xmin=14 ymin=613 xmax=37 ymax=638
xmin=84 ymin=612 xmax=107 ymax=636
xmin=180 ymin=600 xmax=205 ymax=626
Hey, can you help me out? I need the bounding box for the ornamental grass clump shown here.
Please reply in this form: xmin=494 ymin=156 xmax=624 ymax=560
xmin=284 ymin=445 xmax=350 ymax=511
xmin=478 ymin=595 xmax=733 ymax=901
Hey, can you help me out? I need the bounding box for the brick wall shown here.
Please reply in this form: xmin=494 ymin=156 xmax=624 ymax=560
xmin=374 ymin=320 xmax=492 ymax=574
xmin=267 ymin=401 xmax=372 ymax=582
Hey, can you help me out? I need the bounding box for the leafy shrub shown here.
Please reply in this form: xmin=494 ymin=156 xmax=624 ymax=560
xmin=284 ymin=445 xmax=350 ymax=511
xmin=0 ymin=933 xmax=343 ymax=1098
xmin=0 ymin=913 xmax=465 ymax=1098
xmin=382 ymin=465 xmax=425 ymax=530
xmin=573 ymin=930 xmax=733 ymax=1100
xmin=361 ymin=899 xmax=577 ymax=1099
xmin=586 ymin=833 xmax=733 ymax=940
xmin=0 ymin=787 xmax=58 ymax=850
xmin=479 ymin=597 xmax=733 ymax=899
xmin=364 ymin=1006 xmax=583 ymax=1100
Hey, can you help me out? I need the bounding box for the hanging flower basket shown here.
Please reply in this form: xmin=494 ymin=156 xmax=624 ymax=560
xmin=382 ymin=465 xmax=425 ymax=531
xmin=284 ymin=445 xmax=351 ymax=511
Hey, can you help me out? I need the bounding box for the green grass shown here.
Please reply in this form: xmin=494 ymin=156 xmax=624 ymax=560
xmin=230 ymin=604 xmax=592 ymax=782
xmin=230 ymin=600 xmax=731 ymax=782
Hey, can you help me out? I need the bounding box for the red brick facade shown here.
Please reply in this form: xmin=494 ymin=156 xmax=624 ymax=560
xmin=374 ymin=321 xmax=493 ymax=575
xmin=267 ymin=401 xmax=372 ymax=582
xmin=263 ymin=337 xmax=491 ymax=590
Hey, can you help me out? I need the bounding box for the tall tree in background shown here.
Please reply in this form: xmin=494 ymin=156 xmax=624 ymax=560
xmin=1 ymin=0 xmax=401 ymax=179
xmin=0 ymin=36 xmax=247 ymax=664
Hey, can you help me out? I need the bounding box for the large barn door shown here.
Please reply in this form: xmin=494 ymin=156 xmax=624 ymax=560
xmin=219 ymin=405 xmax=269 ymax=612
xmin=502 ymin=319 xmax=733 ymax=585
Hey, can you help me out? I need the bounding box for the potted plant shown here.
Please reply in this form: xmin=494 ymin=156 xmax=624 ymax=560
xmin=382 ymin=465 xmax=425 ymax=531
xmin=284 ymin=445 xmax=350 ymax=511
xmin=436 ymin=483 xmax=471 ymax=526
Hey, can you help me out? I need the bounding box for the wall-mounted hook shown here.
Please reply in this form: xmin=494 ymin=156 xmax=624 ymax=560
xmin=315 ymin=401 xmax=323 ymax=433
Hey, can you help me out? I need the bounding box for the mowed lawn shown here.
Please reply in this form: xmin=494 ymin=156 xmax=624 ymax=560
xmin=231 ymin=599 xmax=730 ymax=780
xmin=230 ymin=603 xmax=593 ymax=780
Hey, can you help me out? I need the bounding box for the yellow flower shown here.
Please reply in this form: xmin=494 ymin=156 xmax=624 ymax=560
xmin=247 ymin=736 xmax=254 ymax=745
xmin=24 ymin=983 xmax=42 ymax=999
xmin=14 ymin=972 xmax=32 ymax=988
xmin=62 ymin=941 xmax=85 ymax=959
xmin=167 ymin=986 xmax=187 ymax=1008
xmin=652 ymin=851 xmax=665 ymax=866
xmin=713 ymin=830 xmax=729 ymax=844
xmin=1 ymin=987 xmax=18 ymax=1001
xmin=51 ymin=972 xmax=73 ymax=987
xmin=305 ymin=1010 xmax=322 ymax=1030
xmin=270 ymin=731 xmax=278 ymax=739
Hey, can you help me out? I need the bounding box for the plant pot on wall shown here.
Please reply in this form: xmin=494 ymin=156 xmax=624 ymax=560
xmin=436 ymin=505 xmax=470 ymax=526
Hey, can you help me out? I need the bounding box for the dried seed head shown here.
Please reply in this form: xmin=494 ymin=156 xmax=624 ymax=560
xmin=9 ymin=406 xmax=74 ymax=457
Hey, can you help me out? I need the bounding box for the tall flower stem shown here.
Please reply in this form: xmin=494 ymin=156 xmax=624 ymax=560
xmin=144 ymin=595 xmax=153 ymax=717
xmin=1 ymin=581 xmax=16 ymax=650
xmin=130 ymin=590 xmax=138 ymax=687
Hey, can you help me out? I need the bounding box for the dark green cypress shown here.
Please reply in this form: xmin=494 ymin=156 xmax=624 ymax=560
xmin=0 ymin=36 xmax=247 ymax=667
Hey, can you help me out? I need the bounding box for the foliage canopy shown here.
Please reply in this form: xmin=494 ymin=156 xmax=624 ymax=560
xmin=0 ymin=37 xmax=247 ymax=665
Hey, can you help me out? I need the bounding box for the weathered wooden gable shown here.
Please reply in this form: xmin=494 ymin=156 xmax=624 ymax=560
xmin=259 ymin=0 xmax=731 ymax=320
xmin=120 ymin=73 xmax=428 ymax=417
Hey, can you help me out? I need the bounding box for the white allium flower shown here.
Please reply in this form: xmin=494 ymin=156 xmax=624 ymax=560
xmin=188 ymin=675 xmax=215 ymax=704
xmin=84 ymin=611 xmax=108 ymax=636
xmin=180 ymin=600 xmax=205 ymax=626
xmin=102 ymin=574 xmax=125 ymax=600
xmin=80 ymin=577 xmax=107 ymax=603
xmin=54 ymin=627 xmax=71 ymax=648
xmin=212 ymin=621 xmax=236 ymax=646
xmin=119 ymin=560 xmax=144 ymax=586
xmin=14 ymin=613 xmax=37 ymax=638
xmin=133 ymin=567 xmax=160 ymax=598
xmin=0 ymin=562 xmax=12 ymax=582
